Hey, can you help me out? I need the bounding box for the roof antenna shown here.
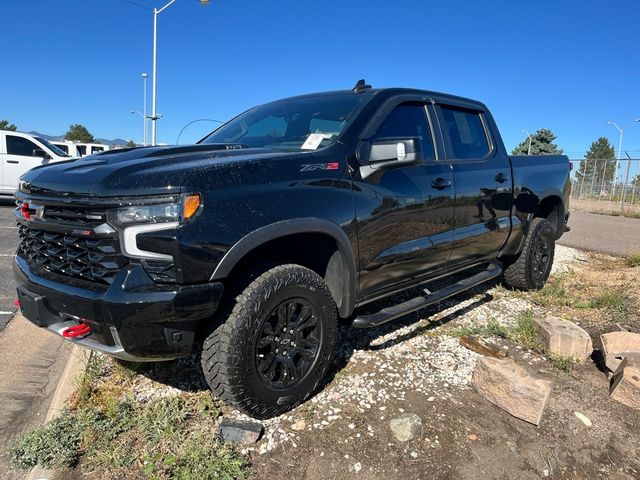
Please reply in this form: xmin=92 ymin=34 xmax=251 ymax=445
xmin=353 ymin=79 xmax=372 ymax=93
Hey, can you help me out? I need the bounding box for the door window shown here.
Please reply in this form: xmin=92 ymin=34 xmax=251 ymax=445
xmin=440 ymin=106 xmax=490 ymax=160
xmin=6 ymin=135 xmax=40 ymax=157
xmin=372 ymin=103 xmax=436 ymax=161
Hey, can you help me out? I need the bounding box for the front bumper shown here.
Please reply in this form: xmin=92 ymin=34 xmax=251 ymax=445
xmin=14 ymin=255 xmax=223 ymax=361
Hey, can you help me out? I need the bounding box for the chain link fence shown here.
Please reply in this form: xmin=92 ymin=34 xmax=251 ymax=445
xmin=569 ymin=158 xmax=640 ymax=217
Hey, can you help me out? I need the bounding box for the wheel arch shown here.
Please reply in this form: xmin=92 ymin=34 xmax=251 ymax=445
xmin=533 ymin=193 xmax=565 ymax=239
xmin=210 ymin=218 xmax=357 ymax=318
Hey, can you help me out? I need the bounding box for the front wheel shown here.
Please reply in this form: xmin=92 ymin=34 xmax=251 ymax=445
xmin=201 ymin=264 xmax=337 ymax=419
xmin=503 ymin=217 xmax=555 ymax=290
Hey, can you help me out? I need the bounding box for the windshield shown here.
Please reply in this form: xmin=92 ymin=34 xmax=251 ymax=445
xmin=35 ymin=137 xmax=71 ymax=157
xmin=200 ymin=92 xmax=370 ymax=152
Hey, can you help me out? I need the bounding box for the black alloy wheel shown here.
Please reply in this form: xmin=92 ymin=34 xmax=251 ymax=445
xmin=255 ymin=298 xmax=322 ymax=390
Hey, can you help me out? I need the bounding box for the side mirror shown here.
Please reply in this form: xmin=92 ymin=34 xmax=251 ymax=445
xmin=33 ymin=148 xmax=51 ymax=159
xmin=366 ymin=137 xmax=423 ymax=168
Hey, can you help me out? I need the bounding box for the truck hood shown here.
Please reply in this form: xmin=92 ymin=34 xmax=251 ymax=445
xmin=19 ymin=144 xmax=288 ymax=197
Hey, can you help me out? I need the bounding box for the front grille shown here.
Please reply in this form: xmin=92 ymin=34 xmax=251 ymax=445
xmin=43 ymin=206 xmax=107 ymax=226
xmin=17 ymin=224 xmax=128 ymax=284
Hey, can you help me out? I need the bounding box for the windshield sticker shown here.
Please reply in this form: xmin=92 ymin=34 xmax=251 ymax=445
xmin=301 ymin=133 xmax=326 ymax=150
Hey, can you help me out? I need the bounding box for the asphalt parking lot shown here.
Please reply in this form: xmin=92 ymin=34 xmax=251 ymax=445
xmin=0 ymin=199 xmax=18 ymax=331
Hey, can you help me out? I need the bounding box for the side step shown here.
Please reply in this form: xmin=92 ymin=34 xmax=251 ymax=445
xmin=351 ymin=261 xmax=503 ymax=329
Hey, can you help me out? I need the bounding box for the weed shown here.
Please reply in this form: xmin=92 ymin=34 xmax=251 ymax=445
xmin=449 ymin=318 xmax=509 ymax=339
xmin=532 ymin=274 xmax=574 ymax=307
xmin=574 ymin=288 xmax=630 ymax=321
xmin=508 ymin=310 xmax=543 ymax=351
xmin=548 ymin=354 xmax=575 ymax=373
xmin=9 ymin=413 xmax=83 ymax=469
xmin=9 ymin=394 xmax=247 ymax=479
xmin=73 ymin=353 xmax=108 ymax=409
xmin=626 ymin=252 xmax=640 ymax=268
xmin=590 ymin=209 xmax=640 ymax=219
xmin=333 ymin=366 xmax=349 ymax=381
xmin=161 ymin=431 xmax=247 ymax=480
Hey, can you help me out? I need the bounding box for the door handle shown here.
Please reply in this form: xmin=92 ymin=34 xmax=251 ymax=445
xmin=431 ymin=178 xmax=452 ymax=190
xmin=494 ymin=173 xmax=509 ymax=183
xmin=7 ymin=160 xmax=19 ymax=164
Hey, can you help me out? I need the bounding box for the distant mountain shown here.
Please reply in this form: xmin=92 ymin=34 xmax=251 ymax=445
xmin=27 ymin=131 xmax=129 ymax=146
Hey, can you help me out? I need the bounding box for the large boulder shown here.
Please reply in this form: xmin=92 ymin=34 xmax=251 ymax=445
xmin=535 ymin=316 xmax=593 ymax=362
xmin=609 ymin=356 xmax=640 ymax=411
xmin=601 ymin=332 xmax=640 ymax=372
xmin=472 ymin=356 xmax=553 ymax=426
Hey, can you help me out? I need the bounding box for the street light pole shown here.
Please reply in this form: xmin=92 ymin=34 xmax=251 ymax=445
xmin=142 ymin=73 xmax=148 ymax=146
xmin=150 ymin=0 xmax=210 ymax=146
xmin=521 ymin=129 xmax=532 ymax=155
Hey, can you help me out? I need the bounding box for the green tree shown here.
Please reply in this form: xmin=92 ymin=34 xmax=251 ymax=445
xmin=575 ymin=137 xmax=616 ymax=184
xmin=512 ymin=129 xmax=563 ymax=155
xmin=64 ymin=124 xmax=95 ymax=143
xmin=125 ymin=139 xmax=137 ymax=148
xmin=0 ymin=119 xmax=17 ymax=131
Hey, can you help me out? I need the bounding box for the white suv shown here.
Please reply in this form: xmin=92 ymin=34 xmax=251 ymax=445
xmin=51 ymin=141 xmax=111 ymax=157
xmin=0 ymin=131 xmax=72 ymax=197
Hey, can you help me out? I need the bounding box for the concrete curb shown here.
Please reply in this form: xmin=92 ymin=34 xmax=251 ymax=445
xmin=25 ymin=345 xmax=90 ymax=480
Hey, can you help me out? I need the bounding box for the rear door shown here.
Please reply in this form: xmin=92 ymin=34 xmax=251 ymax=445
xmin=354 ymin=100 xmax=454 ymax=300
xmin=2 ymin=134 xmax=50 ymax=192
xmin=435 ymin=101 xmax=512 ymax=266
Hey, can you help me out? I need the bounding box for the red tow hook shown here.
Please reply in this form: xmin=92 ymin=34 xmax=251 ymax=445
xmin=13 ymin=299 xmax=21 ymax=308
xmin=62 ymin=322 xmax=91 ymax=339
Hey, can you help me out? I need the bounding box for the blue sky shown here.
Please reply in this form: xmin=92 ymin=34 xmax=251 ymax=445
xmin=1 ymin=0 xmax=639 ymax=156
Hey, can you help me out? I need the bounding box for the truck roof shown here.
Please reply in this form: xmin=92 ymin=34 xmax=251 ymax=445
xmin=277 ymin=87 xmax=487 ymax=110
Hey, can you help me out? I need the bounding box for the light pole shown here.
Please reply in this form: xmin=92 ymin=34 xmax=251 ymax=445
xmin=150 ymin=0 xmax=210 ymax=146
xmin=521 ymin=129 xmax=532 ymax=155
xmin=142 ymin=73 xmax=148 ymax=146
xmin=606 ymin=121 xmax=623 ymax=194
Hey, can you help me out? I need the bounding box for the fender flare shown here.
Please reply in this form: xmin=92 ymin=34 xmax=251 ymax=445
xmin=210 ymin=218 xmax=357 ymax=318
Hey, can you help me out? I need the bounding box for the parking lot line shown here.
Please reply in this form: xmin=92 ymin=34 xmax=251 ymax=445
xmin=0 ymin=226 xmax=17 ymax=229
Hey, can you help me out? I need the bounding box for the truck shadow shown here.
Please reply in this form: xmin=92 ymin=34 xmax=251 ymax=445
xmin=125 ymin=271 xmax=499 ymax=397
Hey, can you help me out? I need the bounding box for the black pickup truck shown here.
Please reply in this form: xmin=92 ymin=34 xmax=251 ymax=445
xmin=13 ymin=81 xmax=570 ymax=418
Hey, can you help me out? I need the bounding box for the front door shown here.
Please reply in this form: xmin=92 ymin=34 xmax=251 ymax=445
xmin=354 ymin=102 xmax=454 ymax=300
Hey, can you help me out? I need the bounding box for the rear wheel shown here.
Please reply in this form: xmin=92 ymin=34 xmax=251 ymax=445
xmin=201 ymin=264 xmax=337 ymax=419
xmin=503 ymin=217 xmax=555 ymax=290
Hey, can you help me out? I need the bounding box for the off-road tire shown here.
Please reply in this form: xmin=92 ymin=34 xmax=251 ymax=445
xmin=201 ymin=264 xmax=338 ymax=419
xmin=503 ymin=217 xmax=555 ymax=290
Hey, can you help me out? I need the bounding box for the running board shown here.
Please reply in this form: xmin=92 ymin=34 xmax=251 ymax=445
xmin=351 ymin=261 xmax=503 ymax=329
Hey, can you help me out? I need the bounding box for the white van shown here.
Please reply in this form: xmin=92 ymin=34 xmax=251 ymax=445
xmin=51 ymin=141 xmax=110 ymax=157
xmin=0 ymin=131 xmax=72 ymax=197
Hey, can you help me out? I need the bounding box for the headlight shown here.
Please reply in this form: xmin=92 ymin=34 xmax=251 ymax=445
xmin=112 ymin=194 xmax=201 ymax=226
xmin=116 ymin=203 xmax=179 ymax=224
xmin=111 ymin=194 xmax=201 ymax=262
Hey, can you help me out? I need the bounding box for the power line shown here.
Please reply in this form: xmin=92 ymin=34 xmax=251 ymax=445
xmin=122 ymin=0 xmax=152 ymax=11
